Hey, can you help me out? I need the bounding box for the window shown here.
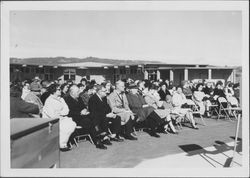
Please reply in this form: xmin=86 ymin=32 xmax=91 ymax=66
xmin=45 ymin=68 xmax=50 ymax=73
xmin=148 ymin=70 xmax=157 ymax=81
xmin=25 ymin=67 xmax=30 ymax=73
xmin=126 ymin=68 xmax=130 ymax=75
xmin=39 ymin=68 xmax=44 ymax=74
xmin=30 ymin=67 xmax=35 ymax=73
xmin=64 ymin=69 xmax=76 ymax=81
xmin=45 ymin=74 xmax=49 ymax=80
xmin=120 ymin=68 xmax=125 ymax=75
xmin=42 ymin=67 xmax=54 ymax=80
xmin=137 ymin=68 xmax=142 ymax=74
xmin=114 ymin=68 xmax=118 ymax=74
xmin=130 ymin=68 xmax=137 ymax=74
xmin=49 ymin=74 xmax=53 ymax=80
xmin=113 ymin=74 xmax=120 ymax=82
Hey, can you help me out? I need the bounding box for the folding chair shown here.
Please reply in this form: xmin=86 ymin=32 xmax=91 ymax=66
xmin=227 ymin=97 xmax=240 ymax=120
xmin=217 ymin=97 xmax=231 ymax=120
xmin=208 ymin=103 xmax=219 ymax=117
xmin=72 ymin=126 xmax=94 ymax=147
xmin=190 ymin=97 xmax=206 ymax=126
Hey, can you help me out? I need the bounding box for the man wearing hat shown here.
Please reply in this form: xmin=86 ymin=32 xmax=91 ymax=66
xmin=126 ymin=83 xmax=166 ymax=137
xmin=30 ymin=76 xmax=42 ymax=96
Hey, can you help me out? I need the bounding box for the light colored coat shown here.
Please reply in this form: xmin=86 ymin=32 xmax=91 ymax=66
xmin=42 ymin=95 xmax=76 ymax=148
xmin=107 ymin=90 xmax=134 ymax=125
xmin=144 ymin=91 xmax=169 ymax=119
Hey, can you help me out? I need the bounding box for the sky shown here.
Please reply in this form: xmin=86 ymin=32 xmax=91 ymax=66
xmin=10 ymin=11 xmax=242 ymax=66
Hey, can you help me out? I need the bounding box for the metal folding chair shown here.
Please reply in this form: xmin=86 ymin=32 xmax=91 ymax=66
xmin=208 ymin=103 xmax=219 ymax=118
xmin=217 ymin=97 xmax=231 ymax=120
xmin=73 ymin=126 xmax=94 ymax=147
xmin=227 ymin=97 xmax=240 ymax=120
xmin=190 ymin=97 xmax=206 ymax=126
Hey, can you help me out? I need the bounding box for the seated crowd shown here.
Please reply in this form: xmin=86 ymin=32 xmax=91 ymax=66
xmin=10 ymin=76 xmax=240 ymax=151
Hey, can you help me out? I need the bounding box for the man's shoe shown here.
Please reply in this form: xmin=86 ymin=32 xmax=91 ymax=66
xmin=96 ymin=143 xmax=107 ymax=150
xmin=193 ymin=127 xmax=199 ymax=130
xmin=110 ymin=137 xmax=124 ymax=142
xmin=102 ymin=139 xmax=112 ymax=145
xmin=172 ymin=131 xmax=179 ymax=135
xmin=124 ymin=134 xmax=138 ymax=140
xmin=150 ymin=132 xmax=160 ymax=138
xmin=60 ymin=146 xmax=71 ymax=152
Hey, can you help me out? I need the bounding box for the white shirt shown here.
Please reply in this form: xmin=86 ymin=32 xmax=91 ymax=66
xmin=42 ymin=95 xmax=69 ymax=119
xmin=172 ymin=92 xmax=187 ymax=108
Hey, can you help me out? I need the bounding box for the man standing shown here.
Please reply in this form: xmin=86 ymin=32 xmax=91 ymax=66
xmin=107 ymin=80 xmax=137 ymax=140
xmin=88 ymin=85 xmax=124 ymax=144
xmin=64 ymin=85 xmax=107 ymax=149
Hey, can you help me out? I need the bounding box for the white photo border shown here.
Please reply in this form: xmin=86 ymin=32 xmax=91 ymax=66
xmin=1 ymin=1 xmax=249 ymax=177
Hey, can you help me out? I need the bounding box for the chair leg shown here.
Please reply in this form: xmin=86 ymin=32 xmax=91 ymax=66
xmin=133 ymin=127 xmax=137 ymax=135
xmin=88 ymin=135 xmax=94 ymax=144
xmin=217 ymin=106 xmax=222 ymax=120
xmin=200 ymin=114 xmax=206 ymax=126
xmin=74 ymin=137 xmax=78 ymax=147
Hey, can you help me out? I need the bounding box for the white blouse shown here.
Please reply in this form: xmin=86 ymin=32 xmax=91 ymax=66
xmin=42 ymin=95 xmax=69 ymax=119
xmin=172 ymin=93 xmax=187 ymax=108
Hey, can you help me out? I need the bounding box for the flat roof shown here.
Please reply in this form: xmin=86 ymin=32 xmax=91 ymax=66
xmin=60 ymin=62 xmax=113 ymax=68
xmin=9 ymin=57 xmax=240 ymax=69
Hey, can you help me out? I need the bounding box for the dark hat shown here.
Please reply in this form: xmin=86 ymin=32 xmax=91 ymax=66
xmin=128 ymin=83 xmax=138 ymax=89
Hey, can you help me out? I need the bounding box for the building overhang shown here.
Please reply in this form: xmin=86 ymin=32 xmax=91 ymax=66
xmin=158 ymin=66 xmax=237 ymax=70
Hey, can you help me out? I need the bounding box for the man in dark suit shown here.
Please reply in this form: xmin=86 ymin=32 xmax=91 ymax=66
xmin=64 ymin=85 xmax=106 ymax=149
xmin=88 ymin=85 xmax=124 ymax=144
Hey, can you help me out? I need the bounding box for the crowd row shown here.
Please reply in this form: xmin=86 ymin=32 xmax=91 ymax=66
xmin=10 ymin=77 xmax=240 ymax=151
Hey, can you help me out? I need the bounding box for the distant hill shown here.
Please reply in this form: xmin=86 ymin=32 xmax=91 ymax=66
xmin=10 ymin=56 xmax=162 ymax=66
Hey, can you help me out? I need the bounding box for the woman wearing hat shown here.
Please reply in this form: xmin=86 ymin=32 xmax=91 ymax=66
xmin=127 ymin=83 xmax=177 ymax=135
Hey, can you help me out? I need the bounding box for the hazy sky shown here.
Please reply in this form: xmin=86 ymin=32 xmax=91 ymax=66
xmin=10 ymin=11 xmax=242 ymax=66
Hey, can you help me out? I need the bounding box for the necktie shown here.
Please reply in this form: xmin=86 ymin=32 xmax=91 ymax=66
xmin=117 ymin=93 xmax=124 ymax=107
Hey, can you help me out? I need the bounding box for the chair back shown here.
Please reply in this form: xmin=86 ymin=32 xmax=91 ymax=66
xmin=227 ymin=97 xmax=238 ymax=106
xmin=218 ymin=97 xmax=227 ymax=103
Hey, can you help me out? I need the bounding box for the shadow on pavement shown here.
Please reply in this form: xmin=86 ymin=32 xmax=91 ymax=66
xmin=179 ymin=138 xmax=242 ymax=167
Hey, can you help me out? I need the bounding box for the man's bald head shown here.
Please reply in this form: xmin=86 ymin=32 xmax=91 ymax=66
xmin=69 ymin=85 xmax=80 ymax=99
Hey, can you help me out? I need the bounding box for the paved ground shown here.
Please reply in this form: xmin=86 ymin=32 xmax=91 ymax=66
xmin=60 ymin=116 xmax=242 ymax=168
xmin=135 ymin=141 xmax=242 ymax=168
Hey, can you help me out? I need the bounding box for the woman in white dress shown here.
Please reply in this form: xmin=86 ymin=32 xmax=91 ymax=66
xmin=172 ymin=86 xmax=198 ymax=129
xmin=43 ymin=84 xmax=76 ymax=152
xmin=193 ymin=83 xmax=212 ymax=117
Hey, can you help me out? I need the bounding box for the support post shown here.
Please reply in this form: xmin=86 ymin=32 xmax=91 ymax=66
xmin=156 ymin=70 xmax=161 ymax=80
xmin=170 ymin=69 xmax=174 ymax=81
xmin=208 ymin=69 xmax=212 ymax=80
xmin=184 ymin=68 xmax=188 ymax=80
xmin=144 ymin=70 xmax=148 ymax=80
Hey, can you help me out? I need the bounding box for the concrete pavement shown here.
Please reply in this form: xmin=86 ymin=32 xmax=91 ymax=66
xmin=60 ymin=116 xmax=242 ymax=168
